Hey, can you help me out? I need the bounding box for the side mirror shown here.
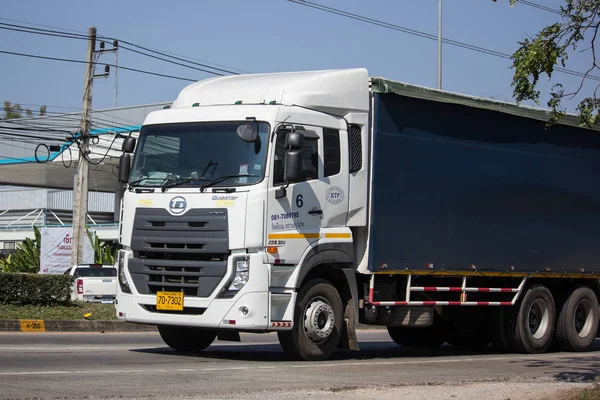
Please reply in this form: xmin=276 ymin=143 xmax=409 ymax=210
xmin=236 ymin=120 xmax=258 ymax=143
xmin=122 ymin=137 xmax=136 ymax=153
xmin=118 ymin=154 xmax=131 ymax=183
xmin=283 ymin=132 xmax=304 ymax=183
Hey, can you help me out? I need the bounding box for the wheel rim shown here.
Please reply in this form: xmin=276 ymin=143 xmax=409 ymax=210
xmin=303 ymin=296 xmax=335 ymax=343
xmin=527 ymin=299 xmax=550 ymax=340
xmin=574 ymin=299 xmax=594 ymax=338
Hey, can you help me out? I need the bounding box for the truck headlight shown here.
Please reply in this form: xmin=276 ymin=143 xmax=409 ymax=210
xmin=218 ymin=257 xmax=250 ymax=298
xmin=229 ymin=260 xmax=249 ymax=290
xmin=118 ymin=250 xmax=132 ymax=294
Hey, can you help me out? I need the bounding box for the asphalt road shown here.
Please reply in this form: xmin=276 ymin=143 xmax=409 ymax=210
xmin=0 ymin=330 xmax=599 ymax=399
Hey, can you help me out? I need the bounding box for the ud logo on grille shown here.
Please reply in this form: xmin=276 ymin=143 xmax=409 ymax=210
xmin=169 ymin=196 xmax=187 ymax=214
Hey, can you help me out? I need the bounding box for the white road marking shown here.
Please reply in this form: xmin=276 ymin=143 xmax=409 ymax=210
xmin=0 ymin=351 xmax=598 ymax=376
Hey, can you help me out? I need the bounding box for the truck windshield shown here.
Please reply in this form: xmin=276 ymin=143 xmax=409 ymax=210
xmin=129 ymin=121 xmax=270 ymax=188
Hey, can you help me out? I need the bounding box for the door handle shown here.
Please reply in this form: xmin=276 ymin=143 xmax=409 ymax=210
xmin=309 ymin=209 xmax=323 ymax=215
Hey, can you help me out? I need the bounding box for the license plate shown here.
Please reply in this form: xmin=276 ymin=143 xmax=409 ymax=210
xmin=156 ymin=291 xmax=184 ymax=311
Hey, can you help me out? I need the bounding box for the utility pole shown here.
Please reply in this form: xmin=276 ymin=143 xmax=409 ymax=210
xmin=71 ymin=27 xmax=96 ymax=267
xmin=437 ymin=0 xmax=443 ymax=90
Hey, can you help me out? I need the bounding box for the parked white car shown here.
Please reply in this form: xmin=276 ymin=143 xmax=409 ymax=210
xmin=66 ymin=264 xmax=117 ymax=303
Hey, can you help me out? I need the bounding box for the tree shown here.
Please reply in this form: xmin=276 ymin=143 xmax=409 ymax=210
xmin=3 ymin=101 xmax=23 ymax=119
xmin=2 ymin=101 xmax=47 ymax=119
xmin=0 ymin=226 xmax=41 ymax=273
xmin=494 ymin=0 xmax=600 ymax=127
xmin=86 ymin=228 xmax=118 ymax=265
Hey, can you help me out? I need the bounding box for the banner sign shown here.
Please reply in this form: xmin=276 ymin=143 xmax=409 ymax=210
xmin=40 ymin=227 xmax=94 ymax=274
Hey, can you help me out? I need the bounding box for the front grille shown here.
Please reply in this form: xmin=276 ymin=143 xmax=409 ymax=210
xmin=129 ymin=208 xmax=230 ymax=298
xmin=141 ymin=305 xmax=206 ymax=315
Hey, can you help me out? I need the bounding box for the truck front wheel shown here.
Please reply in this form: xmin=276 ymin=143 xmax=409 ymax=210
xmin=277 ymin=278 xmax=343 ymax=361
xmin=157 ymin=325 xmax=217 ymax=353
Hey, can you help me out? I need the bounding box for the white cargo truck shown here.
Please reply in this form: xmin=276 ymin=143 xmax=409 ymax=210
xmin=115 ymin=68 xmax=600 ymax=360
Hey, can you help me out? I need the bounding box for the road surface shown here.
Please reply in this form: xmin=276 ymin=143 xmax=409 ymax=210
xmin=0 ymin=330 xmax=598 ymax=399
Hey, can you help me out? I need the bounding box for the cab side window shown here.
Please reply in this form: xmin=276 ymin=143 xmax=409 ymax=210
xmin=273 ymin=132 xmax=319 ymax=186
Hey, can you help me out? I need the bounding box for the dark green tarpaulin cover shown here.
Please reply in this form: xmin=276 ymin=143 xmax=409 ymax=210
xmin=371 ymin=77 xmax=600 ymax=132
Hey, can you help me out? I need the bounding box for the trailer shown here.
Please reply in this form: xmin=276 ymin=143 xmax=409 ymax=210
xmin=114 ymin=68 xmax=600 ymax=360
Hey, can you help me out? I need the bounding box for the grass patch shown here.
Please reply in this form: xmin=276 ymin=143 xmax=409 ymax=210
xmin=574 ymin=385 xmax=600 ymax=400
xmin=563 ymin=384 xmax=600 ymax=400
xmin=0 ymin=301 xmax=117 ymax=320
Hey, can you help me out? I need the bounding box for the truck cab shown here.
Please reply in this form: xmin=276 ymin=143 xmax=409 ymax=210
xmin=115 ymin=69 xmax=370 ymax=360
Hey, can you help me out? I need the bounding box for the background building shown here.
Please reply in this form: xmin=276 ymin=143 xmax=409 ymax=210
xmin=0 ymin=102 xmax=169 ymax=255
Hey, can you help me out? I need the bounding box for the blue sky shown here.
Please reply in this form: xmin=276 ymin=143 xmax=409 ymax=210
xmin=0 ymin=0 xmax=592 ymax=115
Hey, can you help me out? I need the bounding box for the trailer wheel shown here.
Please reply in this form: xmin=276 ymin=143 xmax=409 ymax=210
xmin=556 ymin=286 xmax=599 ymax=352
xmin=158 ymin=325 xmax=216 ymax=352
xmin=490 ymin=308 xmax=516 ymax=352
xmin=387 ymin=322 xmax=449 ymax=349
xmin=511 ymin=285 xmax=556 ymax=354
xmin=277 ymin=278 xmax=343 ymax=361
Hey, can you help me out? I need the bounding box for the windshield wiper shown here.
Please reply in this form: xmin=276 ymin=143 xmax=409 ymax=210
xmin=199 ymin=174 xmax=258 ymax=192
xmin=128 ymin=177 xmax=153 ymax=190
xmin=161 ymin=177 xmax=208 ymax=192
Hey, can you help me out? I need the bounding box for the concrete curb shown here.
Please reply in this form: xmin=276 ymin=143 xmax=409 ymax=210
xmin=0 ymin=319 xmax=385 ymax=333
xmin=0 ymin=320 xmax=157 ymax=332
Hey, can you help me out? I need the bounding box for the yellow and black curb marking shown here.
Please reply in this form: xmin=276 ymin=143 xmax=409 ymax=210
xmin=0 ymin=320 xmax=157 ymax=332
xmin=19 ymin=319 xmax=46 ymax=332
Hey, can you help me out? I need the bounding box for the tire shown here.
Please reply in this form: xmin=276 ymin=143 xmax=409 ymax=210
xmin=490 ymin=308 xmax=516 ymax=352
xmin=511 ymin=285 xmax=556 ymax=354
xmin=556 ymin=286 xmax=599 ymax=352
xmin=277 ymin=279 xmax=344 ymax=361
xmin=387 ymin=321 xmax=449 ymax=349
xmin=158 ymin=325 xmax=217 ymax=352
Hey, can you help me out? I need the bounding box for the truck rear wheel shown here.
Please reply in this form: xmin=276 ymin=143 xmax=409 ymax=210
xmin=387 ymin=322 xmax=449 ymax=349
xmin=158 ymin=325 xmax=217 ymax=353
xmin=511 ymin=285 xmax=556 ymax=354
xmin=277 ymin=278 xmax=343 ymax=361
xmin=556 ymin=286 xmax=599 ymax=352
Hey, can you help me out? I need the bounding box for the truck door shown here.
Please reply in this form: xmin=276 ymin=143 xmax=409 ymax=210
xmin=266 ymin=124 xmax=349 ymax=265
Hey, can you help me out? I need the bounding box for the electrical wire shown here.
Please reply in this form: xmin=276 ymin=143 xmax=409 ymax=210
xmin=0 ymin=17 xmax=248 ymax=73
xmin=0 ymin=49 xmax=197 ymax=82
xmin=0 ymin=21 xmax=240 ymax=76
xmin=287 ymin=0 xmax=600 ymax=82
xmin=118 ymin=44 xmax=226 ymax=76
xmin=518 ymin=1 xmax=562 ymax=15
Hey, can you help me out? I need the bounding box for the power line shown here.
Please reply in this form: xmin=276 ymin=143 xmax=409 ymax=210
xmin=518 ymin=1 xmax=562 ymax=15
xmin=0 ymin=49 xmax=197 ymax=82
xmin=119 ymin=44 xmax=226 ymax=76
xmin=0 ymin=24 xmax=88 ymax=41
xmin=0 ymin=22 xmax=234 ymax=76
xmin=0 ymin=17 xmax=249 ymax=74
xmin=0 ymin=20 xmax=241 ymax=76
xmin=287 ymin=0 xmax=600 ymax=82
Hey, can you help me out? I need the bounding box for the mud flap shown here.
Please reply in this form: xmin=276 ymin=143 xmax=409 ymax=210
xmin=339 ymin=298 xmax=360 ymax=351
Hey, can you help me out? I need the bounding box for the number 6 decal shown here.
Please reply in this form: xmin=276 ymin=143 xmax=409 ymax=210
xmin=296 ymin=194 xmax=304 ymax=208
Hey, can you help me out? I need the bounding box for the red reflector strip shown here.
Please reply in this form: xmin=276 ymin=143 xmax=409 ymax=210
xmin=223 ymin=320 xmax=236 ymax=325
xmin=271 ymin=321 xmax=292 ymax=328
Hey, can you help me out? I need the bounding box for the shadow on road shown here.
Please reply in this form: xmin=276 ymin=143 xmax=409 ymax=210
xmin=514 ymin=354 xmax=600 ymax=383
xmin=129 ymin=339 xmax=597 ymax=363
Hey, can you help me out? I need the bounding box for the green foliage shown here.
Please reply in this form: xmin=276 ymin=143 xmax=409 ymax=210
xmin=2 ymin=100 xmax=48 ymax=119
xmin=86 ymin=228 xmax=118 ymax=265
xmin=0 ymin=226 xmax=41 ymax=273
xmin=0 ymin=301 xmax=117 ymax=320
xmin=493 ymin=0 xmax=600 ymax=127
xmin=0 ymin=273 xmax=75 ymax=306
